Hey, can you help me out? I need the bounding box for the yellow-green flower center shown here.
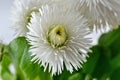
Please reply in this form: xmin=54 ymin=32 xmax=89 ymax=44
xmin=47 ymin=25 xmax=68 ymax=48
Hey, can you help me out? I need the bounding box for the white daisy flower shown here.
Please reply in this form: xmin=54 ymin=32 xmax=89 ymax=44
xmin=11 ymin=0 xmax=51 ymax=36
xmin=27 ymin=5 xmax=92 ymax=75
xmin=76 ymin=0 xmax=120 ymax=30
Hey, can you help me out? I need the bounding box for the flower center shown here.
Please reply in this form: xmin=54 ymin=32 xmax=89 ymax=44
xmin=47 ymin=25 xmax=68 ymax=48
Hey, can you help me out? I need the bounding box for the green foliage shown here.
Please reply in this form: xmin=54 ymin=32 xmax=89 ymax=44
xmin=1 ymin=26 xmax=120 ymax=80
xmin=1 ymin=53 xmax=16 ymax=80
xmin=1 ymin=37 xmax=52 ymax=80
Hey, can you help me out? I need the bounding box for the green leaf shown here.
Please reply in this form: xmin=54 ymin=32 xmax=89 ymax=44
xmin=92 ymin=47 xmax=112 ymax=79
xmin=82 ymin=46 xmax=100 ymax=74
xmin=8 ymin=37 xmax=53 ymax=80
xmin=110 ymin=68 xmax=120 ymax=80
xmin=99 ymin=26 xmax=120 ymax=58
xmin=111 ymin=52 xmax=120 ymax=70
xmin=81 ymin=26 xmax=120 ymax=79
xmin=1 ymin=52 xmax=16 ymax=80
xmin=82 ymin=46 xmax=112 ymax=80
xmin=68 ymin=73 xmax=83 ymax=80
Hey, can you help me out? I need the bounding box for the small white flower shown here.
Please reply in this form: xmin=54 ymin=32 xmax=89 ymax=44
xmin=76 ymin=0 xmax=120 ymax=30
xmin=27 ymin=5 xmax=92 ymax=75
xmin=11 ymin=0 xmax=51 ymax=36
